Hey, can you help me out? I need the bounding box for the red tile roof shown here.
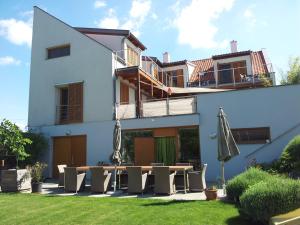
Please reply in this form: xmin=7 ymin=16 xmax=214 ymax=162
xmin=190 ymin=58 xmax=214 ymax=82
xmin=251 ymin=51 xmax=268 ymax=75
xmin=189 ymin=50 xmax=270 ymax=82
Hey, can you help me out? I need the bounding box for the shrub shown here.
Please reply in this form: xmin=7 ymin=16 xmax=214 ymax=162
xmin=240 ymin=177 xmax=300 ymax=224
xmin=20 ymin=132 xmax=48 ymax=167
xmin=278 ymin=135 xmax=300 ymax=174
xmin=226 ymin=167 xmax=271 ymax=201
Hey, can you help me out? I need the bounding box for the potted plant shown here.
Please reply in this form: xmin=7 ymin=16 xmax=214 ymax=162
xmin=205 ymin=186 xmax=218 ymax=200
xmin=29 ymin=162 xmax=47 ymax=193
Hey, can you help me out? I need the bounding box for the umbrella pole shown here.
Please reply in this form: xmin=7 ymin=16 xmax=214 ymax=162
xmin=114 ymin=165 xmax=117 ymax=192
xmin=221 ymin=161 xmax=226 ymax=196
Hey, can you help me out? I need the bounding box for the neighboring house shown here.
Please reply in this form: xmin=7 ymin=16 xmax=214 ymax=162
xmin=28 ymin=7 xmax=300 ymax=181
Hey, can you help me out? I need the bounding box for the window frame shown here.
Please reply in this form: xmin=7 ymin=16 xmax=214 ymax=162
xmin=231 ymin=127 xmax=271 ymax=144
xmin=47 ymin=44 xmax=71 ymax=60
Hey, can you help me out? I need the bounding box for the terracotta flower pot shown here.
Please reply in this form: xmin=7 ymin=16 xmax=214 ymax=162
xmin=205 ymin=189 xmax=218 ymax=200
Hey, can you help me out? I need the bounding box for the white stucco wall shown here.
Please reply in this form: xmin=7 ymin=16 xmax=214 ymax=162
xmin=40 ymin=114 xmax=199 ymax=177
xmin=28 ymin=7 xmax=114 ymax=127
xmin=39 ymin=121 xmax=115 ymax=177
xmin=197 ymin=84 xmax=300 ymax=181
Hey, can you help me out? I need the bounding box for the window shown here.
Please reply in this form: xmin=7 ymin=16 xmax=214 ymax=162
xmin=179 ymin=128 xmax=200 ymax=165
xmin=218 ymin=63 xmax=232 ymax=84
xmin=57 ymin=82 xmax=83 ymax=124
xmin=167 ymin=71 xmax=178 ymax=87
xmin=218 ymin=60 xmax=247 ymax=84
xmin=231 ymin=127 xmax=270 ymax=144
xmin=47 ymin=44 xmax=70 ymax=59
xmin=127 ymin=47 xmax=139 ymax=66
xmin=120 ymin=82 xmax=129 ymax=104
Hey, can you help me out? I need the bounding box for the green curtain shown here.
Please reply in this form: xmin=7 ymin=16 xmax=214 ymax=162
xmin=155 ymin=137 xmax=176 ymax=165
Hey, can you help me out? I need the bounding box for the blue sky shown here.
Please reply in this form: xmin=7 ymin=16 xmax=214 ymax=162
xmin=0 ymin=0 xmax=299 ymax=129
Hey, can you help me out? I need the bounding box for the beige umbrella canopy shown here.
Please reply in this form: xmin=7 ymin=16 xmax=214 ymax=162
xmin=112 ymin=119 xmax=122 ymax=192
xmin=217 ymin=107 xmax=240 ymax=193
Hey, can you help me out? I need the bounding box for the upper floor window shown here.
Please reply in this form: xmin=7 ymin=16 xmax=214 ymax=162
xmin=166 ymin=70 xmax=184 ymax=87
xmin=231 ymin=127 xmax=270 ymax=144
xmin=47 ymin=44 xmax=70 ymax=59
xmin=57 ymin=82 xmax=83 ymax=124
xmin=127 ymin=47 xmax=139 ymax=66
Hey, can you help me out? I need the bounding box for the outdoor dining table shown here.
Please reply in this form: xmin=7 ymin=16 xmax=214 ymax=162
xmin=76 ymin=165 xmax=193 ymax=194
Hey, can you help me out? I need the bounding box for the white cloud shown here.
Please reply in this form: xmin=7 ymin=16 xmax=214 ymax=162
xmin=0 ymin=17 xmax=32 ymax=47
xmin=173 ymin=0 xmax=235 ymax=49
xmin=243 ymin=6 xmax=257 ymax=27
xmin=129 ymin=0 xmax=151 ymax=18
xmin=0 ymin=56 xmax=21 ymax=66
xmin=94 ymin=0 xmax=106 ymax=9
xmin=98 ymin=17 xmax=119 ymax=28
xmin=95 ymin=8 xmax=119 ymax=28
xmin=97 ymin=0 xmax=152 ymax=37
xmin=151 ymin=13 xmax=158 ymax=20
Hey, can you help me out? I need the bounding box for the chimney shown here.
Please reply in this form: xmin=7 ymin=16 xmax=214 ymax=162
xmin=230 ymin=40 xmax=238 ymax=53
xmin=163 ymin=52 xmax=170 ymax=63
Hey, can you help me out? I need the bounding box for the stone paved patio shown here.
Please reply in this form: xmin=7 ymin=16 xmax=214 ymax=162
xmin=39 ymin=179 xmax=226 ymax=201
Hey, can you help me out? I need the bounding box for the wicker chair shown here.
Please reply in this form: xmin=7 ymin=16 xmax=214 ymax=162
xmin=57 ymin=164 xmax=67 ymax=187
xmin=64 ymin=167 xmax=86 ymax=193
xmin=90 ymin=167 xmax=112 ymax=193
xmin=153 ymin=166 xmax=176 ymax=195
xmin=175 ymin=163 xmax=191 ymax=190
xmin=127 ymin=167 xmax=148 ymax=194
xmin=118 ymin=163 xmax=133 ymax=189
xmin=188 ymin=164 xmax=207 ymax=192
xmin=148 ymin=163 xmax=164 ymax=188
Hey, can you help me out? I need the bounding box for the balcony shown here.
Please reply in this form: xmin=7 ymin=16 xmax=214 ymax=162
xmin=56 ymin=105 xmax=83 ymax=124
xmin=117 ymin=96 xmax=197 ymax=120
xmin=187 ymin=64 xmax=275 ymax=89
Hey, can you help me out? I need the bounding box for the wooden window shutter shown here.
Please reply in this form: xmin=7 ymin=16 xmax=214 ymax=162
xmin=120 ymin=82 xmax=129 ymax=104
xmin=177 ymin=69 xmax=184 ymax=87
xmin=68 ymin=82 xmax=83 ymax=123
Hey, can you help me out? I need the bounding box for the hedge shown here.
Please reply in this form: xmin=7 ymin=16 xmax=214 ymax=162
xmin=226 ymin=167 xmax=271 ymax=201
xmin=240 ymin=177 xmax=300 ymax=224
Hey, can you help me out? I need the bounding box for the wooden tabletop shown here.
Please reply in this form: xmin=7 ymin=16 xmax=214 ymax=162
xmin=76 ymin=165 xmax=193 ymax=172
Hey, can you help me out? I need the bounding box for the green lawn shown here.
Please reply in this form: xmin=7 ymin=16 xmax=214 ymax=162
xmin=0 ymin=193 xmax=252 ymax=225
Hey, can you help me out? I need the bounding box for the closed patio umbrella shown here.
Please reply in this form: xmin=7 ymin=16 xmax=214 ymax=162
xmin=217 ymin=107 xmax=240 ymax=194
xmin=112 ymin=119 xmax=122 ymax=192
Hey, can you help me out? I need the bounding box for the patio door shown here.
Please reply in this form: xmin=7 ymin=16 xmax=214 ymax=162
xmin=134 ymin=137 xmax=155 ymax=166
xmin=52 ymin=135 xmax=86 ymax=178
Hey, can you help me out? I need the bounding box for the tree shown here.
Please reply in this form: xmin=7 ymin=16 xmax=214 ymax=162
xmin=0 ymin=119 xmax=31 ymax=165
xmin=280 ymin=57 xmax=300 ymax=85
xmin=21 ymin=132 xmax=48 ymax=166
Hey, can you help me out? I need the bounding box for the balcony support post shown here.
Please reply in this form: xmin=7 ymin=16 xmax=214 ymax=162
xmin=151 ymin=82 xmax=153 ymax=97
xmin=136 ymin=73 xmax=141 ymax=118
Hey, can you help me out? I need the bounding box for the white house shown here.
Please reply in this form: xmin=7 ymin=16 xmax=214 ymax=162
xmin=28 ymin=7 xmax=300 ymax=181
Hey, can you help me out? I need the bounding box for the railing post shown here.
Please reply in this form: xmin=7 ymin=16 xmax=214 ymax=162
xmin=232 ymin=68 xmax=236 ymax=87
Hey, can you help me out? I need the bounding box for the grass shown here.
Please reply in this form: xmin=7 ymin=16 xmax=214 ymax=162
xmin=0 ymin=193 xmax=253 ymax=225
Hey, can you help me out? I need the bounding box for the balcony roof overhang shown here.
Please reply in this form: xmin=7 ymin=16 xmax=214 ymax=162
xmin=116 ymin=66 xmax=168 ymax=98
